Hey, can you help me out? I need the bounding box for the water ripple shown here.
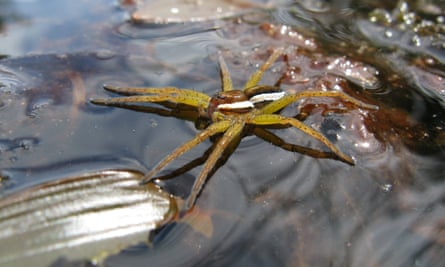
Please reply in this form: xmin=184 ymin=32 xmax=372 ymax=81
xmin=0 ymin=66 xmax=26 ymax=94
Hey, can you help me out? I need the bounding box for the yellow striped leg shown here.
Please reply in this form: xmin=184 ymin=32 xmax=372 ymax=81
xmin=186 ymin=122 xmax=244 ymax=209
xmin=91 ymin=86 xmax=211 ymax=109
xmin=250 ymin=114 xmax=354 ymax=165
xmin=218 ymin=55 xmax=233 ymax=92
xmin=261 ymin=91 xmax=378 ymax=115
xmin=253 ymin=128 xmax=342 ymax=161
xmin=142 ymin=120 xmax=231 ymax=183
xmin=243 ymin=47 xmax=284 ymax=89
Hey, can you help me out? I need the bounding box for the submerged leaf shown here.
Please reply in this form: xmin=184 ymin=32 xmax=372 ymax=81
xmin=0 ymin=169 xmax=178 ymax=267
xmin=131 ymin=0 xmax=271 ymax=24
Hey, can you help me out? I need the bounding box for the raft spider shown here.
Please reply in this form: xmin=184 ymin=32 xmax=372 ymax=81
xmin=91 ymin=48 xmax=377 ymax=209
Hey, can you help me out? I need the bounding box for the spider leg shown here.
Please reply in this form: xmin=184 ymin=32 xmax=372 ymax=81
xmin=91 ymin=85 xmax=211 ymax=110
xmin=102 ymin=85 xmax=210 ymax=99
xmin=249 ymin=114 xmax=354 ymax=165
xmin=253 ymin=128 xmax=343 ymax=161
xmin=186 ymin=122 xmax=244 ymax=209
xmin=243 ymin=47 xmax=284 ymax=89
xmin=260 ymin=91 xmax=378 ymax=115
xmin=218 ymin=55 xmax=233 ymax=92
xmin=153 ymin=144 xmax=214 ymax=181
xmin=244 ymin=85 xmax=282 ymax=98
xmin=141 ymin=120 xmax=231 ymax=183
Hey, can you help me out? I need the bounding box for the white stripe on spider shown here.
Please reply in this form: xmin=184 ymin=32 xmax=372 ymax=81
xmin=249 ymin=91 xmax=286 ymax=104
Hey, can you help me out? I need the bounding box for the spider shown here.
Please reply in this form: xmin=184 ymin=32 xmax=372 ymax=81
xmin=91 ymin=48 xmax=377 ymax=209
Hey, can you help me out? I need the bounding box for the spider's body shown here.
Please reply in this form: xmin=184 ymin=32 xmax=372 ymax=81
xmin=91 ymin=49 xmax=377 ymax=209
xmin=208 ymin=90 xmax=252 ymax=115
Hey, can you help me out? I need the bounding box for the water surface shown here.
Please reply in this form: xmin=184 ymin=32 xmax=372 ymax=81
xmin=0 ymin=1 xmax=444 ymax=266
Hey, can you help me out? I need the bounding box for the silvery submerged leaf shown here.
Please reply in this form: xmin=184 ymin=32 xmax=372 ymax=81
xmin=0 ymin=169 xmax=178 ymax=267
xmin=131 ymin=0 xmax=270 ymax=24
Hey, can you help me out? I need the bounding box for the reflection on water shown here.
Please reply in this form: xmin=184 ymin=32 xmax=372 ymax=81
xmin=0 ymin=0 xmax=444 ymax=266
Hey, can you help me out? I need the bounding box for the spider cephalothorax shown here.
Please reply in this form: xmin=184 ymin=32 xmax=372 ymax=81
xmin=208 ymin=90 xmax=251 ymax=116
xmin=91 ymin=48 xmax=377 ymax=209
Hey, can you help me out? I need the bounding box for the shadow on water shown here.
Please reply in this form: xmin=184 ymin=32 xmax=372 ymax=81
xmin=0 ymin=0 xmax=444 ymax=266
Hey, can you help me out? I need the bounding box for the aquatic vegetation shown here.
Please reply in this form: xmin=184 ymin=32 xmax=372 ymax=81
xmin=92 ymin=48 xmax=377 ymax=209
xmin=0 ymin=170 xmax=178 ymax=267
xmin=258 ymin=22 xmax=381 ymax=89
xmin=365 ymin=0 xmax=445 ymax=60
xmin=130 ymin=0 xmax=285 ymax=24
xmin=358 ymin=1 xmax=445 ymax=105
xmin=369 ymin=1 xmax=445 ymax=36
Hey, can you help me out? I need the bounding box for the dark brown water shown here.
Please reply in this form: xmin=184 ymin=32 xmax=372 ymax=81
xmin=1 ymin=1 xmax=444 ymax=266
